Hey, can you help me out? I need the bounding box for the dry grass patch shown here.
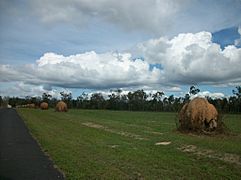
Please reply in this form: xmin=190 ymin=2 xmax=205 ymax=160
xmin=178 ymin=144 xmax=241 ymax=166
xmin=155 ymin=141 xmax=171 ymax=145
xmin=82 ymin=122 xmax=148 ymax=140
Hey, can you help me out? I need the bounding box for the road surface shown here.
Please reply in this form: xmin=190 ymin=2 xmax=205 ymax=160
xmin=0 ymin=108 xmax=64 ymax=180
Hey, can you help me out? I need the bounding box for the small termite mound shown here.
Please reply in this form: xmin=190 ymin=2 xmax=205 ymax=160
xmin=55 ymin=101 xmax=68 ymax=112
xmin=40 ymin=102 xmax=48 ymax=110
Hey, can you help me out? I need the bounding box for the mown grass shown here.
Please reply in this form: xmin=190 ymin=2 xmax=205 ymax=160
xmin=17 ymin=109 xmax=241 ymax=179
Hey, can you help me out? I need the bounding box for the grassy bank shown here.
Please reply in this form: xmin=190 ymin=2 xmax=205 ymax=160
xmin=18 ymin=109 xmax=241 ymax=179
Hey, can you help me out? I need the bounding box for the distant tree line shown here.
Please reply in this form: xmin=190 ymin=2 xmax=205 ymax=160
xmin=1 ymin=86 xmax=241 ymax=113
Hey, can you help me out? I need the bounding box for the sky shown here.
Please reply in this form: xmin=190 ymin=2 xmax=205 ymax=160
xmin=0 ymin=0 xmax=241 ymax=99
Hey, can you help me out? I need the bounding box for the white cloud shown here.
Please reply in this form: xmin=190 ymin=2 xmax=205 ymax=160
xmin=0 ymin=51 xmax=161 ymax=89
xmin=134 ymin=31 xmax=241 ymax=85
xmin=31 ymin=0 xmax=184 ymax=35
xmin=1 ymin=31 xmax=241 ymax=95
xmin=190 ymin=91 xmax=225 ymax=100
xmin=234 ymin=26 xmax=241 ymax=46
xmin=30 ymin=0 xmax=241 ymax=35
xmin=0 ymin=82 xmax=63 ymax=98
xmin=238 ymin=26 xmax=241 ymax=35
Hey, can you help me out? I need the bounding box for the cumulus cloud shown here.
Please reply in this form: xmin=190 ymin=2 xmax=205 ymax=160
xmin=0 ymin=51 xmax=161 ymax=89
xmin=1 ymin=31 xmax=241 ymax=94
xmin=30 ymin=0 xmax=241 ymax=35
xmin=133 ymin=31 xmax=241 ymax=85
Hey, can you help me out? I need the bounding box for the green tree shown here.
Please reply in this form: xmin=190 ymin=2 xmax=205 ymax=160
xmin=189 ymin=85 xmax=200 ymax=95
xmin=107 ymin=89 xmax=122 ymax=110
xmin=77 ymin=92 xmax=89 ymax=109
xmin=90 ymin=93 xmax=105 ymax=109
xmin=151 ymin=91 xmax=164 ymax=111
xmin=42 ymin=93 xmax=52 ymax=104
xmin=232 ymin=86 xmax=241 ymax=99
xmin=128 ymin=90 xmax=148 ymax=111
xmin=232 ymin=86 xmax=241 ymax=113
xmin=60 ymin=91 xmax=72 ymax=108
xmin=0 ymin=96 xmax=2 ymax=107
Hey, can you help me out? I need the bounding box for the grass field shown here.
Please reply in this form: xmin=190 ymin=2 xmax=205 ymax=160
xmin=17 ymin=109 xmax=241 ymax=179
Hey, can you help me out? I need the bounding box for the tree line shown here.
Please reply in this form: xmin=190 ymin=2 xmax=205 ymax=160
xmin=1 ymin=86 xmax=240 ymax=113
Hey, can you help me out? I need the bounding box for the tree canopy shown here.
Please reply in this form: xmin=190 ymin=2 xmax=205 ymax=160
xmin=2 ymin=86 xmax=241 ymax=113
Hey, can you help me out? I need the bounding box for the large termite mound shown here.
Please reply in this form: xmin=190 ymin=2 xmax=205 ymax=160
xmin=40 ymin=102 xmax=48 ymax=110
xmin=55 ymin=101 xmax=68 ymax=112
xmin=178 ymin=97 xmax=218 ymax=132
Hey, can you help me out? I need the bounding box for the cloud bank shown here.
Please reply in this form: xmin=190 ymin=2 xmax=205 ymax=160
xmin=0 ymin=51 xmax=161 ymax=89
xmin=31 ymin=0 xmax=187 ymax=34
xmin=1 ymin=31 xmax=241 ymax=93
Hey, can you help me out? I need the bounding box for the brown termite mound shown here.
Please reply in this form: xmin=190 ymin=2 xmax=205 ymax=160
xmin=40 ymin=102 xmax=48 ymax=110
xmin=55 ymin=101 xmax=68 ymax=112
xmin=27 ymin=103 xmax=36 ymax=108
xmin=178 ymin=97 xmax=221 ymax=133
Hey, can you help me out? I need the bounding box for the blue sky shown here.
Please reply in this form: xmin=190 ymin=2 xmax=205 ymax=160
xmin=212 ymin=27 xmax=241 ymax=49
xmin=0 ymin=0 xmax=241 ymax=98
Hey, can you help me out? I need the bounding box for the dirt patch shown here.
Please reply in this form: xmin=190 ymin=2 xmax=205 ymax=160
xmin=222 ymin=153 xmax=240 ymax=165
xmin=108 ymin=145 xmax=119 ymax=148
xmin=155 ymin=141 xmax=171 ymax=145
xmin=149 ymin=131 xmax=164 ymax=135
xmin=82 ymin=122 xmax=147 ymax=140
xmin=82 ymin=122 xmax=104 ymax=129
xmin=178 ymin=144 xmax=241 ymax=166
xmin=178 ymin=145 xmax=197 ymax=153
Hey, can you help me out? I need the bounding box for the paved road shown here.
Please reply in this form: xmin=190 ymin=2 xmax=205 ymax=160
xmin=0 ymin=108 xmax=64 ymax=180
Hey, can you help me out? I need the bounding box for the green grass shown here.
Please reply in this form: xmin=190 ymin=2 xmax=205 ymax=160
xmin=17 ymin=109 xmax=241 ymax=179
